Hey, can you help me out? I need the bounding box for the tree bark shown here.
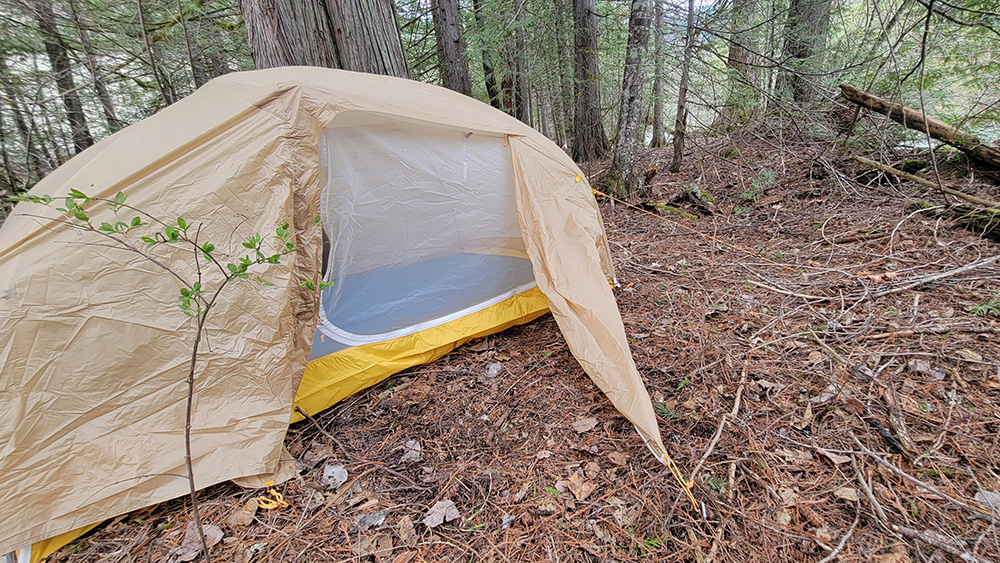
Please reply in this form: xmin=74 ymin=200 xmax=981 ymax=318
xmin=137 ymin=0 xmax=175 ymax=107
xmin=553 ymin=0 xmax=574 ymax=150
xmin=714 ymin=0 xmax=756 ymax=128
xmin=610 ymin=0 xmax=654 ymax=196
xmin=30 ymin=0 xmax=94 ymax=154
xmin=325 ymin=0 xmax=409 ymax=77
xmin=512 ymin=2 xmax=530 ymax=125
xmin=840 ymin=83 xmax=1000 ymax=169
xmin=571 ymin=0 xmax=608 ymax=162
xmin=432 ymin=0 xmax=472 ymax=95
xmin=67 ymin=0 xmax=123 ymax=133
xmin=777 ymin=0 xmax=832 ymax=103
xmin=649 ymin=0 xmax=666 ymax=148
xmin=670 ymin=0 xmax=695 ymax=173
xmin=0 ymin=55 xmax=51 ymax=183
xmin=472 ymin=0 xmax=503 ymax=109
xmin=240 ymin=0 xmax=408 ymax=77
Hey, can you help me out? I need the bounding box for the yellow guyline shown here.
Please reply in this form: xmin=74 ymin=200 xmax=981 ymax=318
xmin=591 ymin=187 xmax=797 ymax=273
xmin=640 ymin=430 xmax=705 ymax=516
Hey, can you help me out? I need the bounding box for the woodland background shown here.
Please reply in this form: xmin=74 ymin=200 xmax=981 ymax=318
xmin=0 ymin=0 xmax=997 ymax=202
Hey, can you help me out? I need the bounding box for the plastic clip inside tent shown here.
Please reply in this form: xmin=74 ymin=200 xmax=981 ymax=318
xmin=637 ymin=427 xmax=706 ymax=518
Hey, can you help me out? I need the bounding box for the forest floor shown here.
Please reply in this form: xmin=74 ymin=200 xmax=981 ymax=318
xmin=51 ymin=128 xmax=1000 ymax=562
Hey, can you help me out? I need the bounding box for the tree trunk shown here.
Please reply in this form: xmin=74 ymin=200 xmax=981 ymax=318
xmin=240 ymin=0 xmax=408 ymax=77
xmin=512 ymin=2 xmax=530 ymax=125
xmin=553 ymin=0 xmax=575 ymax=151
xmin=714 ymin=0 xmax=756 ymax=128
xmin=472 ymin=0 xmax=503 ymax=110
xmin=610 ymin=0 xmax=654 ymax=196
xmin=840 ymin=83 xmax=1000 ymax=169
xmin=649 ymin=0 xmax=666 ymax=148
xmin=0 ymin=106 xmax=20 ymax=192
xmin=432 ymin=0 xmax=472 ymax=95
xmin=325 ymin=0 xmax=410 ymax=77
xmin=67 ymin=0 xmax=123 ymax=133
xmin=239 ymin=0 xmax=339 ymax=67
xmin=571 ymin=0 xmax=608 ymax=162
xmin=0 ymin=55 xmax=51 ymax=183
xmin=137 ymin=0 xmax=175 ymax=107
xmin=777 ymin=0 xmax=832 ymax=103
xmin=670 ymin=0 xmax=695 ymax=173
xmin=30 ymin=0 xmax=94 ymax=154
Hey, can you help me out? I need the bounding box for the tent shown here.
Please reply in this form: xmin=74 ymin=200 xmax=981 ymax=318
xmin=0 ymin=67 xmax=677 ymax=560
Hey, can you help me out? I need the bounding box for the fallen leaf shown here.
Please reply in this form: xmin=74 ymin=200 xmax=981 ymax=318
xmin=793 ymin=403 xmax=813 ymax=430
xmin=776 ymin=487 xmax=798 ymax=505
xmin=535 ymin=450 xmax=553 ymax=460
xmin=567 ymin=470 xmax=597 ymax=501
xmin=536 ymin=501 xmax=560 ymax=515
xmin=817 ymin=448 xmax=851 ymax=465
xmin=513 ymin=482 xmax=530 ymax=503
xmin=423 ymin=500 xmax=461 ymax=528
xmin=834 ymin=487 xmax=860 ymax=502
xmin=354 ymin=509 xmax=388 ymax=532
xmin=774 ymin=508 xmax=792 ymax=526
xmin=609 ymin=497 xmax=638 ymax=527
xmin=571 ymin=417 xmax=598 ymax=433
xmin=392 ymin=551 xmax=417 ymax=563
xmin=607 ymin=452 xmax=628 ymax=466
xmin=226 ymin=499 xmax=258 ymax=528
xmin=806 ymin=350 xmax=825 ymax=364
xmin=397 ymin=515 xmax=417 ymax=546
xmin=908 ymin=358 xmax=932 ymax=376
xmin=957 ymin=349 xmax=983 ymax=362
xmin=169 ymin=522 xmax=223 ymax=562
xmin=351 ymin=533 xmax=392 ymax=558
xmin=400 ymin=440 xmax=422 ymax=463
xmin=501 ymin=514 xmax=518 ymax=529
xmin=320 ymin=464 xmax=348 ymax=489
xmin=809 ymin=383 xmax=840 ymax=404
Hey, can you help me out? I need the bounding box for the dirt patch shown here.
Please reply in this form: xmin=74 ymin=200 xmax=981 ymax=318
xmin=51 ymin=134 xmax=1000 ymax=562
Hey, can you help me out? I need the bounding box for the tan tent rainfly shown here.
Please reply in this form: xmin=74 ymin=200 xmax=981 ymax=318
xmin=0 ymin=67 xmax=679 ymax=559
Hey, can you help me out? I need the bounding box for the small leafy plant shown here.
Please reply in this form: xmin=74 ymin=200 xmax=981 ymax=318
xmin=11 ymin=189 xmax=327 ymax=562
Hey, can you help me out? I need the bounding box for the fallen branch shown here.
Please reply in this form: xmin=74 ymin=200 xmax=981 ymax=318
xmin=840 ymin=83 xmax=1000 ymax=169
xmin=894 ymin=525 xmax=987 ymax=563
xmin=851 ymin=155 xmax=1000 ymax=208
xmin=850 ymin=433 xmax=998 ymax=525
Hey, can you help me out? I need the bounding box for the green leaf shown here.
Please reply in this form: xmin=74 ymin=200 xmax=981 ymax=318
xmin=177 ymin=217 xmax=187 ymax=230
xmin=192 ymin=282 xmax=201 ymax=293
xmin=99 ymin=222 xmax=115 ymax=232
xmin=267 ymin=254 xmax=280 ymax=264
xmin=115 ymin=191 xmax=126 ymax=205
xmin=130 ymin=216 xmax=142 ymax=227
xmin=165 ymin=226 xmax=179 ymax=241
xmin=72 ymin=208 xmax=88 ymax=221
xmin=227 ymin=263 xmax=238 ymax=273
xmin=300 ymin=280 xmax=315 ymax=290
xmin=201 ymin=242 xmax=214 ymax=254
xmin=242 ymin=241 xmax=255 ymax=249
xmin=114 ymin=222 xmax=127 ymax=232
xmin=313 ymin=215 xmax=321 ymax=224
xmin=180 ymin=287 xmax=191 ymax=297
xmin=68 ymin=188 xmax=88 ymax=200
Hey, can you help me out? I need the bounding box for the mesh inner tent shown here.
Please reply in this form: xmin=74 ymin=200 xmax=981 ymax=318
xmin=310 ymin=119 xmax=536 ymax=356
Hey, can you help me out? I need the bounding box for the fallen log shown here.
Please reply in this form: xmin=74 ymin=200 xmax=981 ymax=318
xmin=850 ymin=155 xmax=1000 ymax=208
xmin=840 ymin=83 xmax=1000 ymax=169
